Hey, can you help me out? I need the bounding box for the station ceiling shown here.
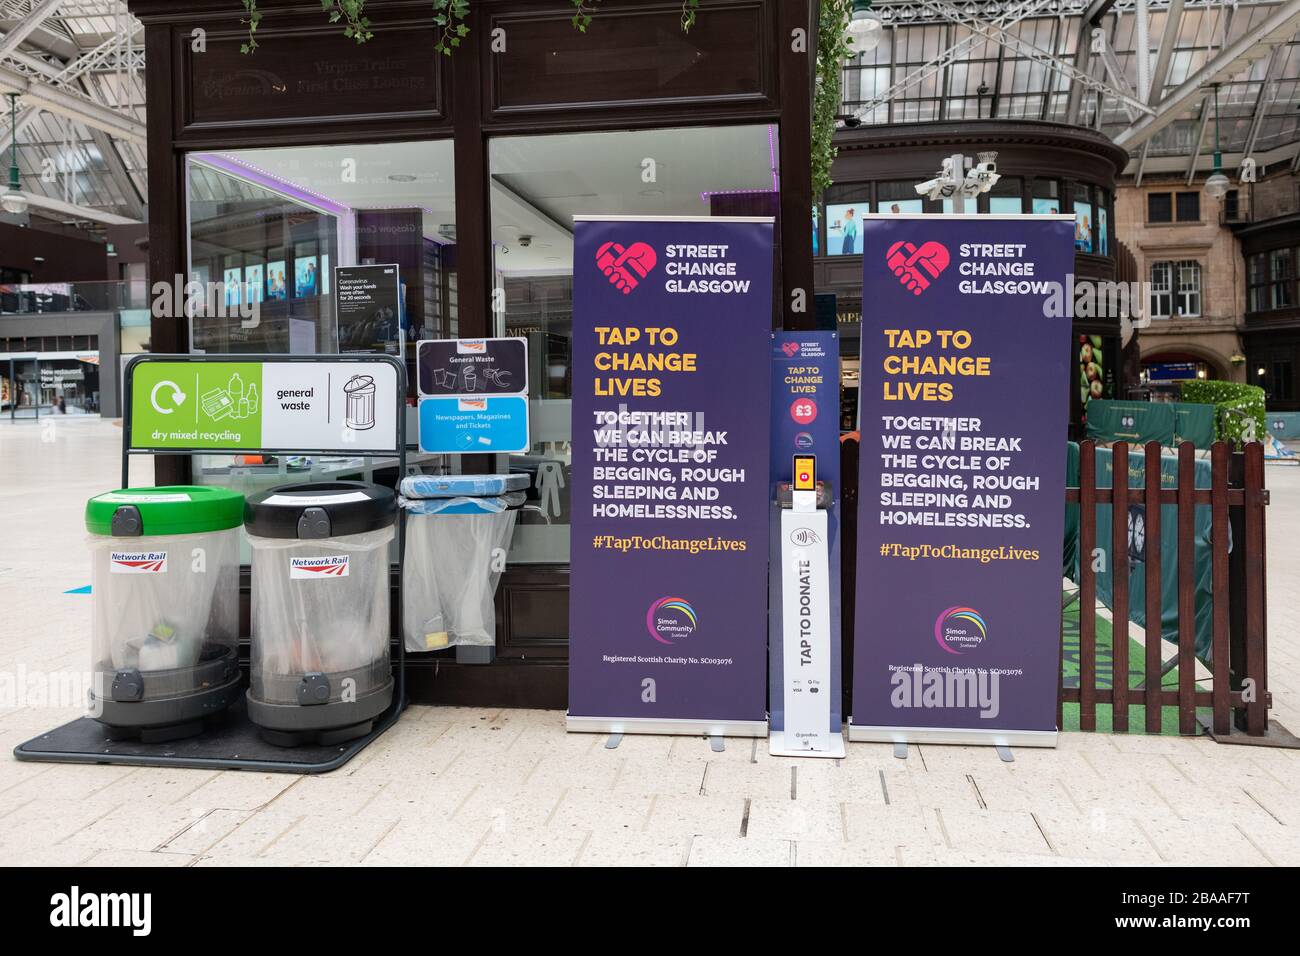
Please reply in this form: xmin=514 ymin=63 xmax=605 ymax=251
xmin=4 ymin=1 xmax=1300 ymax=227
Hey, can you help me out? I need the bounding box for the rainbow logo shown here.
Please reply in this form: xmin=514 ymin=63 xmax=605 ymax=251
xmin=934 ymin=606 xmax=987 ymax=655
xmin=646 ymin=596 xmax=698 ymax=645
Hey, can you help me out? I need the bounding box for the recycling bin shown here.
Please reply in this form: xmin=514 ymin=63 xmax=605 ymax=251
xmin=400 ymin=473 xmax=527 ymax=656
xmin=244 ymin=481 xmax=397 ymax=746
xmin=85 ymin=486 xmax=244 ymax=742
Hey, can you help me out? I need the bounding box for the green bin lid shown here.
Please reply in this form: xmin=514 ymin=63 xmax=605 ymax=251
xmin=85 ymin=486 xmax=245 ymax=537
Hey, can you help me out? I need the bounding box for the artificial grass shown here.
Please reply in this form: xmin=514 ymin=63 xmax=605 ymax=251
xmin=1060 ymin=593 xmax=1209 ymax=735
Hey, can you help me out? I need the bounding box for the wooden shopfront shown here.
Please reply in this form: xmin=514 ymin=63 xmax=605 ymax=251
xmin=126 ymin=0 xmax=816 ymax=707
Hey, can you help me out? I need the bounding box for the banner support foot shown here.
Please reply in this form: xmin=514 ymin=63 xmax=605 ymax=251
xmin=893 ymin=742 xmax=908 ymax=760
xmin=996 ymin=744 xmax=1015 ymax=763
xmin=709 ymin=735 xmax=725 ymax=753
xmin=604 ymin=733 xmax=622 ymax=750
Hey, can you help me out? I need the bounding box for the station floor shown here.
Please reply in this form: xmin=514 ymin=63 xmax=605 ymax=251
xmin=1 ymin=416 xmax=1299 ymax=867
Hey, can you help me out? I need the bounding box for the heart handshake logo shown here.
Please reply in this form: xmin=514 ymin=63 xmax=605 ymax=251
xmin=781 ymin=341 xmax=799 ymax=358
xmin=885 ymin=240 xmax=951 ymax=295
xmin=596 ymin=241 xmax=658 ymax=295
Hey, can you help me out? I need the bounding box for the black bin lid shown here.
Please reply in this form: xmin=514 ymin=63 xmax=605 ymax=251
xmin=245 ymin=481 xmax=397 ymax=539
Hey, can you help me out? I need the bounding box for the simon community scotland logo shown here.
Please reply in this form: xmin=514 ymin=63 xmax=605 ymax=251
xmin=646 ymin=596 xmax=698 ymax=645
xmin=934 ymin=606 xmax=987 ymax=655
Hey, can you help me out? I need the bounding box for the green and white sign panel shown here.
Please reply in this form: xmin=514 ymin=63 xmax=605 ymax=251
xmin=128 ymin=357 xmax=400 ymax=454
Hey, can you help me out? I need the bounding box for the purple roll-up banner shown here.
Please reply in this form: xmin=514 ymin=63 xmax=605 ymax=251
xmin=850 ymin=214 xmax=1075 ymax=747
xmin=567 ymin=216 xmax=774 ymax=736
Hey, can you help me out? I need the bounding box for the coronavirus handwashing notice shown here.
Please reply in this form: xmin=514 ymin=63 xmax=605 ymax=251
xmin=568 ymin=216 xmax=774 ymax=733
xmin=851 ymin=214 xmax=1074 ymax=747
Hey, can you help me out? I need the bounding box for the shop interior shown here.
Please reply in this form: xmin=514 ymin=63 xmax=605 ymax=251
xmin=183 ymin=126 xmax=780 ymax=567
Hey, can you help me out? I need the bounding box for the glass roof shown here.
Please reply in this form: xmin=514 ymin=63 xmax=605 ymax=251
xmin=0 ymin=0 xmax=145 ymax=227
xmin=842 ymin=0 xmax=1300 ymax=172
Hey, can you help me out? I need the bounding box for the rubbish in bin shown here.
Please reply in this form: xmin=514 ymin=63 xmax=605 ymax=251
xmin=401 ymin=474 xmax=525 ymax=652
xmin=244 ymin=481 xmax=397 ymax=746
xmin=84 ymin=486 xmax=244 ymax=743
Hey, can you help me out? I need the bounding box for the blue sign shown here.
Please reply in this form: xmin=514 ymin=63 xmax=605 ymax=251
xmin=418 ymin=395 xmax=530 ymax=453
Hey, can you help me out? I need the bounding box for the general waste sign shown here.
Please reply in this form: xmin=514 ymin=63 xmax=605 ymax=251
xmin=127 ymin=355 xmax=401 ymax=455
xmin=416 ymin=337 xmax=530 ymax=454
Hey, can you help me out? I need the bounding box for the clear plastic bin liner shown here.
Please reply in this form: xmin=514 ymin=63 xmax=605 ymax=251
xmin=400 ymin=492 xmax=525 ymax=515
xmin=399 ymin=473 xmax=529 ymax=498
xmin=247 ymin=526 xmax=394 ymax=703
xmin=403 ymin=510 xmax=519 ymax=649
xmin=88 ymin=529 xmax=240 ymax=674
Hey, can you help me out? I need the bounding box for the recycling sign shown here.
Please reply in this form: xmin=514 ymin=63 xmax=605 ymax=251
xmin=127 ymin=356 xmax=400 ymax=454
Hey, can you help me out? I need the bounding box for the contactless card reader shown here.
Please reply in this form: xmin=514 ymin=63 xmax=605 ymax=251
xmin=772 ymin=455 xmax=845 ymax=757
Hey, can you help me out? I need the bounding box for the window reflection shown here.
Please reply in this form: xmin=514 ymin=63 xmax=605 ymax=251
xmin=487 ymin=125 xmax=779 ymax=564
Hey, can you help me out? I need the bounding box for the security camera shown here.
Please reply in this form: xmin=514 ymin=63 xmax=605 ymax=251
xmin=518 ymin=235 xmax=533 ymax=248
xmin=914 ymin=178 xmax=954 ymax=201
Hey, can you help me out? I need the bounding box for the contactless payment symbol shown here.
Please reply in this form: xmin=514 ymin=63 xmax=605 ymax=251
xmin=790 ymin=398 xmax=817 ymax=425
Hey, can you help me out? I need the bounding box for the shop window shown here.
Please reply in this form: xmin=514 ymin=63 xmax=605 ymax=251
xmin=1175 ymin=260 xmax=1201 ymax=316
xmin=1149 ymin=261 xmax=1172 ymax=317
xmin=875 ymin=180 xmax=924 ymax=217
xmin=986 ymin=175 xmax=1023 ymax=214
xmin=1032 ymin=178 xmax=1060 ymax=216
xmin=1147 ymin=191 xmax=1200 ymax=224
xmin=824 ymin=183 xmax=871 ymax=256
xmin=1273 ymin=357 xmax=1295 ymax=402
xmin=1247 ymin=252 xmax=1268 ymax=312
xmin=1097 ymin=188 xmax=1110 ymax=257
xmin=488 ymin=124 xmax=777 ymax=565
xmin=1175 ymin=192 xmax=1201 ymax=222
xmin=1073 ymin=183 xmax=1094 ymax=253
xmin=1147 ymin=192 xmax=1173 ymax=223
xmin=183 ymin=139 xmax=456 ymax=527
xmin=1270 ymin=248 xmax=1294 ymax=309
xmin=1148 ymin=260 xmax=1201 ymax=318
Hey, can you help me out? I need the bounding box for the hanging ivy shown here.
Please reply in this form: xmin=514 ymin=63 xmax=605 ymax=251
xmin=812 ymin=0 xmax=853 ymax=198
xmin=240 ymin=0 xmax=702 ymax=54
xmin=433 ymin=0 xmax=470 ymax=54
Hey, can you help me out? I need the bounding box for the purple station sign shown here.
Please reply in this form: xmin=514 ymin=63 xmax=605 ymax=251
xmin=851 ymin=215 xmax=1074 ymax=746
xmin=567 ymin=216 xmax=774 ymax=734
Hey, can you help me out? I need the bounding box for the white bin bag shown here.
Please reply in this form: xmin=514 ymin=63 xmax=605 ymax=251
xmin=247 ymin=526 xmax=394 ymax=701
xmin=89 ymin=530 xmax=240 ymax=673
xmin=403 ymin=495 xmax=520 ymax=650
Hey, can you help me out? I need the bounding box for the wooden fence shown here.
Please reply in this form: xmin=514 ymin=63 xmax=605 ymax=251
xmin=839 ymin=438 xmax=1271 ymax=737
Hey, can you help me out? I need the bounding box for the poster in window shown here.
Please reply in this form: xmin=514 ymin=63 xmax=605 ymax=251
xmin=222 ymin=268 xmax=242 ymax=308
xmin=878 ymin=198 xmax=923 ymax=217
xmin=1098 ymin=207 xmax=1109 ymax=256
xmin=1032 ymin=197 xmax=1060 ymax=216
xmin=989 ymin=197 xmax=1021 ymax=214
xmin=826 ymin=203 xmax=864 ymax=255
xmin=266 ymin=261 xmax=287 ymax=301
xmin=244 ymin=263 xmax=264 ymax=305
xmin=1075 ymin=202 xmax=1094 ymax=253
xmin=294 ymin=256 xmax=319 ymax=298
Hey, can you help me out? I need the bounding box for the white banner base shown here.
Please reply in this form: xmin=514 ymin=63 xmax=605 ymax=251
xmin=768 ymin=729 xmax=846 ymax=759
xmin=848 ymin=723 xmax=1057 ymax=748
xmin=566 ymin=714 xmax=768 ymax=738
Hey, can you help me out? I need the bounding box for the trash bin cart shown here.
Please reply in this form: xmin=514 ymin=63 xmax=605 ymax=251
xmin=85 ymin=486 xmax=244 ymax=742
xmin=244 ymin=481 xmax=397 ymax=746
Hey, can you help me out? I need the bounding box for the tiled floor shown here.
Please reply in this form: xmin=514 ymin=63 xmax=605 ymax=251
xmin=1 ymin=417 xmax=1298 ymax=866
